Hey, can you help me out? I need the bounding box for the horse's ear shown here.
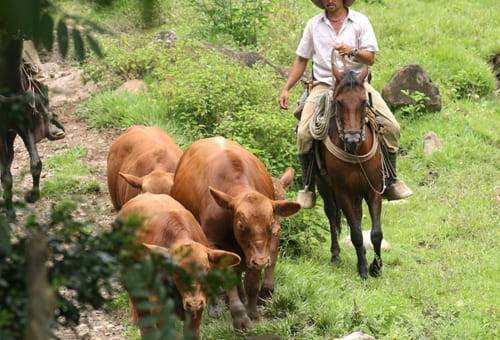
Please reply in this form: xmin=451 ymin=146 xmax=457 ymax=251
xmin=357 ymin=64 xmax=369 ymax=83
xmin=331 ymin=49 xmax=344 ymax=83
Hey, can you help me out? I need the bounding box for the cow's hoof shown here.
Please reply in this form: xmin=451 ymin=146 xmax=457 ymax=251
xmin=24 ymin=190 xmax=40 ymax=203
xmin=233 ymin=314 xmax=252 ymax=332
xmin=369 ymin=261 xmax=382 ymax=277
xmin=258 ymin=287 xmax=274 ymax=304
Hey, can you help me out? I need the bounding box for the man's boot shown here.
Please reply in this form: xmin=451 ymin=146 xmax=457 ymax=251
xmin=296 ymin=153 xmax=316 ymax=208
xmin=383 ymin=152 xmax=413 ymax=200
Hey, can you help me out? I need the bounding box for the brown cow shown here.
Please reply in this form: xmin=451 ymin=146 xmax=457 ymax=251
xmin=107 ymin=125 xmax=182 ymax=210
xmin=117 ymin=193 xmax=241 ymax=338
xmin=170 ymin=137 xmax=301 ymax=330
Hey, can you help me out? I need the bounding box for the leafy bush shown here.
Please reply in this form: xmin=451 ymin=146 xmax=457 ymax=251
xmin=191 ymin=0 xmax=272 ymax=47
xmin=398 ymin=89 xmax=429 ymax=119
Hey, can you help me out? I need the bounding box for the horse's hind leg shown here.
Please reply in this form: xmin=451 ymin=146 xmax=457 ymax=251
xmin=366 ymin=191 xmax=383 ymax=277
xmin=339 ymin=195 xmax=368 ymax=279
xmin=317 ymin=178 xmax=341 ymax=263
xmin=18 ymin=129 xmax=42 ymax=203
xmin=1 ymin=132 xmax=16 ymax=217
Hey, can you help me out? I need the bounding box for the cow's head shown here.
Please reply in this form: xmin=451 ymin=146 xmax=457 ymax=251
xmin=144 ymin=242 xmax=240 ymax=312
xmin=209 ymin=186 xmax=301 ymax=270
xmin=120 ymin=170 xmax=174 ymax=195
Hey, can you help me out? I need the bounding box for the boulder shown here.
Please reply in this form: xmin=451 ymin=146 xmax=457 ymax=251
xmin=118 ymin=79 xmax=147 ymax=94
xmin=343 ymin=230 xmax=391 ymax=251
xmin=489 ymin=53 xmax=500 ymax=90
xmin=382 ymin=64 xmax=442 ymax=112
xmin=335 ymin=332 xmax=375 ymax=340
xmin=154 ymin=30 xmax=177 ymax=49
xmin=423 ymin=131 xmax=443 ymax=155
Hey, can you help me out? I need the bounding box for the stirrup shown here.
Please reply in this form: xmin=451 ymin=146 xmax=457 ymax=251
xmin=296 ymin=186 xmax=316 ymax=208
xmin=383 ymin=179 xmax=413 ymax=201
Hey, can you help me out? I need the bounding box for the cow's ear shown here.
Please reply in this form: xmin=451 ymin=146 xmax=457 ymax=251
xmin=208 ymin=187 xmax=234 ymax=210
xmin=208 ymin=249 xmax=241 ymax=268
xmin=120 ymin=172 xmax=143 ymax=189
xmin=272 ymin=200 xmax=301 ymax=217
xmin=143 ymin=243 xmax=170 ymax=254
xmin=279 ymin=167 xmax=294 ymax=189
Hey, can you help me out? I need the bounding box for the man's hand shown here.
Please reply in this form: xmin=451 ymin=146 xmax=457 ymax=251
xmin=279 ymin=88 xmax=289 ymax=109
xmin=335 ymin=43 xmax=353 ymax=57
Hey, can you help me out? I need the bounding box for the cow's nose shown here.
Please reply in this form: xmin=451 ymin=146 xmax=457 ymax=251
xmin=184 ymin=298 xmax=205 ymax=312
xmin=249 ymin=256 xmax=271 ymax=269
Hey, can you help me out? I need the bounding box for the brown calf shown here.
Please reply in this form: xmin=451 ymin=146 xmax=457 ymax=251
xmin=170 ymin=137 xmax=300 ymax=331
xmin=117 ymin=193 xmax=240 ymax=338
xmin=107 ymin=125 xmax=182 ymax=210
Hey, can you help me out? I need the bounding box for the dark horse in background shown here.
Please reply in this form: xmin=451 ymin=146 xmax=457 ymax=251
xmin=316 ymin=51 xmax=384 ymax=280
xmin=0 ymin=35 xmax=48 ymax=217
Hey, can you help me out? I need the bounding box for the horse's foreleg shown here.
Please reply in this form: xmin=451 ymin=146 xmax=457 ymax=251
xmin=317 ymin=178 xmax=341 ymax=263
xmin=1 ymin=133 xmax=16 ymax=218
xmin=366 ymin=192 xmax=383 ymax=277
xmin=340 ymin=195 xmax=367 ymax=279
xmin=18 ymin=129 xmax=41 ymax=203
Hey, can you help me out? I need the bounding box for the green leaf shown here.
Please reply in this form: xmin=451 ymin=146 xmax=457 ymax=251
xmin=138 ymin=315 xmax=158 ymax=328
xmin=57 ymin=19 xmax=69 ymax=58
xmin=72 ymin=29 xmax=85 ymax=61
xmin=85 ymin=33 xmax=103 ymax=58
xmin=39 ymin=13 xmax=54 ymax=51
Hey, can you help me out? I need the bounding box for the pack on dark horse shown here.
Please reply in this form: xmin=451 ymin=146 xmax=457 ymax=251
xmin=0 ymin=35 xmax=51 ymax=217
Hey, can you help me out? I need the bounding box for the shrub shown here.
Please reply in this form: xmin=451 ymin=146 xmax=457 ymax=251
xmin=191 ymin=0 xmax=272 ymax=47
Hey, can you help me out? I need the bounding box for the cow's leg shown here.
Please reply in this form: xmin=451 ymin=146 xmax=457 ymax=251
xmin=317 ymin=178 xmax=341 ymax=264
xmin=244 ymin=268 xmax=261 ymax=320
xmin=18 ymin=128 xmax=41 ymax=203
xmin=339 ymin=194 xmax=367 ymax=279
xmin=184 ymin=310 xmax=202 ymax=339
xmin=259 ymin=230 xmax=279 ymax=302
xmin=1 ymin=132 xmax=16 ymax=218
xmin=227 ymin=284 xmax=251 ymax=331
xmin=366 ymin=191 xmax=383 ymax=277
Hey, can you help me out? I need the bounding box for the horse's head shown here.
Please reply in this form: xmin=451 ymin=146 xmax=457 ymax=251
xmin=331 ymin=50 xmax=369 ymax=154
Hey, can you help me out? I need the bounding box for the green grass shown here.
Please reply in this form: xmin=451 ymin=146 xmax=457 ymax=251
xmin=43 ymin=146 xmax=102 ymax=199
xmin=57 ymin=0 xmax=500 ymax=338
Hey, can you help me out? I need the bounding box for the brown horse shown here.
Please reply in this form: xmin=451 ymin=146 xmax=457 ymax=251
xmin=316 ymin=53 xmax=384 ymax=280
xmin=0 ymin=35 xmax=47 ymax=217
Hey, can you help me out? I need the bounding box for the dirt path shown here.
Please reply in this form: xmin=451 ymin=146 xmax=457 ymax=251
xmin=11 ymin=60 xmax=131 ymax=339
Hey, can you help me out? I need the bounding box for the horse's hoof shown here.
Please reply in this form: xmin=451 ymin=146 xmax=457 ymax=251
xmin=4 ymin=208 xmax=16 ymax=221
xmin=247 ymin=307 xmax=260 ymax=321
xmin=331 ymin=254 xmax=341 ymax=264
xmin=24 ymin=190 xmax=40 ymax=203
xmin=232 ymin=314 xmax=252 ymax=332
xmin=258 ymin=287 xmax=274 ymax=304
xmin=359 ymin=268 xmax=368 ymax=280
xmin=369 ymin=261 xmax=382 ymax=277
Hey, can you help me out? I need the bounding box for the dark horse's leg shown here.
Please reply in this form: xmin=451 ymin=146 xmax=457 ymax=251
xmin=339 ymin=195 xmax=368 ymax=279
xmin=18 ymin=127 xmax=42 ymax=203
xmin=0 ymin=131 xmax=16 ymax=217
xmin=366 ymin=190 xmax=383 ymax=277
xmin=317 ymin=177 xmax=342 ymax=264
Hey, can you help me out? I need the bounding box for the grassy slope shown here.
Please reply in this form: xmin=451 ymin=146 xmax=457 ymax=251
xmin=55 ymin=0 xmax=499 ymax=338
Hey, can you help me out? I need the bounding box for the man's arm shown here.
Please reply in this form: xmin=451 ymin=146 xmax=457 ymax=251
xmin=335 ymin=44 xmax=375 ymax=65
xmin=279 ymin=56 xmax=309 ymax=109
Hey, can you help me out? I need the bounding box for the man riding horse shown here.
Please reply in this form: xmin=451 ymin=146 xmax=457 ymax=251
xmin=279 ymin=0 xmax=412 ymax=208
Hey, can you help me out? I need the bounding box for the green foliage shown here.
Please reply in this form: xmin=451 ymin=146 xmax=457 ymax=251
xmin=42 ymin=146 xmax=102 ymax=198
xmin=398 ymin=89 xmax=429 ymax=119
xmin=191 ymin=0 xmax=272 ymax=47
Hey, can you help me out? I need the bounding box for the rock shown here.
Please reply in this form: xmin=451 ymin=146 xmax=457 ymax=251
xmin=118 ymin=79 xmax=148 ymax=94
xmin=489 ymin=53 xmax=500 ymax=90
xmin=343 ymin=230 xmax=391 ymax=251
xmin=154 ymin=30 xmax=177 ymax=49
xmin=382 ymin=64 xmax=442 ymax=112
xmin=423 ymin=131 xmax=443 ymax=155
xmin=336 ymin=331 xmax=375 ymax=340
